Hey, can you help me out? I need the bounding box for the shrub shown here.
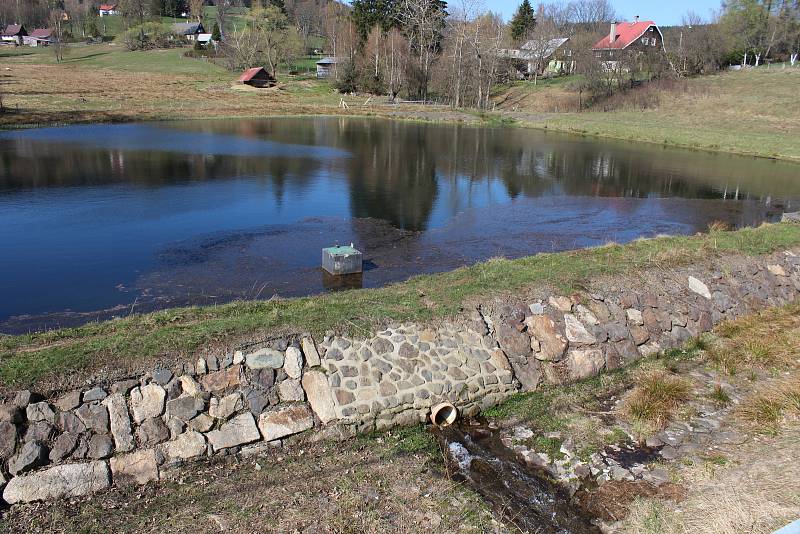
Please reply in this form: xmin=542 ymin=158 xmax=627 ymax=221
xmin=334 ymin=59 xmax=358 ymax=94
xmin=118 ymin=22 xmax=178 ymax=51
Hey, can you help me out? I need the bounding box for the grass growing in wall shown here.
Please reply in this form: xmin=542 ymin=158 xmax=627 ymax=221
xmin=1 ymin=223 xmax=799 ymax=388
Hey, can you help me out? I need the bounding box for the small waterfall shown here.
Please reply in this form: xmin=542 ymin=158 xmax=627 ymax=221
xmin=434 ymin=421 xmax=600 ymax=534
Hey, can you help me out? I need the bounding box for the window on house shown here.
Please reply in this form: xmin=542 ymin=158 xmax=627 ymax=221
xmin=642 ymin=38 xmax=648 ymax=45
xmin=651 ymin=38 xmax=657 ymax=46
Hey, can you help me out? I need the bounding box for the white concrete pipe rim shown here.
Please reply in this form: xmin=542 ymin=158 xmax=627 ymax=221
xmin=430 ymin=402 xmax=458 ymax=427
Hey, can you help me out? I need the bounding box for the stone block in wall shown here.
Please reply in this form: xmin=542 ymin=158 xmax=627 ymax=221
xmin=525 ymin=315 xmax=567 ymax=362
xmin=257 ymin=405 xmax=314 ymax=442
xmin=8 ymin=441 xmax=47 ymax=475
xmin=110 ymin=449 xmax=159 ymax=486
xmin=130 ymin=384 xmax=166 ymax=424
xmin=200 ymin=365 xmax=242 ymax=394
xmin=302 ymin=370 xmax=337 ymax=424
xmin=75 ymin=403 xmax=110 ymax=433
xmin=136 ymin=417 xmax=170 ymax=446
xmin=3 ymin=460 xmax=110 ymax=504
xmin=284 ymin=347 xmax=304 ymax=379
xmin=26 ymin=402 xmax=55 ymax=424
xmin=205 ymin=413 xmax=260 ymax=452
xmin=301 ymin=337 xmax=322 ymax=367
xmin=0 ymin=403 xmax=23 ymax=424
xmin=102 ymin=393 xmax=134 ymax=453
xmin=245 ymin=348 xmax=284 ymax=370
xmin=160 ymin=430 xmax=207 ymax=461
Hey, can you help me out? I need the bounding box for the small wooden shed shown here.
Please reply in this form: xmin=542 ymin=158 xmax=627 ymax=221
xmin=315 ymin=57 xmax=338 ymax=78
xmin=238 ymin=67 xmax=276 ymax=88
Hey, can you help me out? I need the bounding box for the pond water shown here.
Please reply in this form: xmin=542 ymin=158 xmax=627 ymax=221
xmin=1 ymin=117 xmax=798 ymax=333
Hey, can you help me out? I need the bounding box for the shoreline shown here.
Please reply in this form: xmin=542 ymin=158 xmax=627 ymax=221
xmin=2 ymin=223 xmax=799 ymax=391
xmin=3 ymin=108 xmax=800 ymax=164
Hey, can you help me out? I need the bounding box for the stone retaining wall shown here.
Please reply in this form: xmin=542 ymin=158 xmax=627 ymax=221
xmin=1 ymin=249 xmax=798 ymax=504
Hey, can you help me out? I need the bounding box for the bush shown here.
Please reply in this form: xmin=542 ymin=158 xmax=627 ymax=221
xmin=118 ymin=22 xmax=178 ymax=51
xmin=334 ymin=59 xmax=358 ymax=94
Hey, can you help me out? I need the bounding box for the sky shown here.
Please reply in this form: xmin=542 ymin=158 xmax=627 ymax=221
xmin=485 ymin=0 xmax=722 ymax=25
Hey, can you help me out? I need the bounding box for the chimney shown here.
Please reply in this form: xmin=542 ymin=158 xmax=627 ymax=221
xmin=634 ymin=15 xmax=640 ymax=24
xmin=609 ymin=22 xmax=617 ymax=43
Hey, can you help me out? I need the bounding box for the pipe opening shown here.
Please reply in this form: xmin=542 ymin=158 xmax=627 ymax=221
xmin=430 ymin=402 xmax=458 ymax=427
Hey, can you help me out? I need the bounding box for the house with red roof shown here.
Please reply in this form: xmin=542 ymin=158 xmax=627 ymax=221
xmin=99 ymin=4 xmax=119 ymax=17
xmin=592 ymin=17 xmax=665 ymax=65
xmin=2 ymin=24 xmax=27 ymax=45
xmin=23 ymin=28 xmax=53 ymax=47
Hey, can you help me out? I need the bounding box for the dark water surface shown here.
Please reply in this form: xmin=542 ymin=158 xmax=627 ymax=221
xmin=1 ymin=117 xmax=798 ymax=333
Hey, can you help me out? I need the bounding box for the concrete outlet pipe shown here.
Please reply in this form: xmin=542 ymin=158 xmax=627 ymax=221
xmin=430 ymin=402 xmax=458 ymax=427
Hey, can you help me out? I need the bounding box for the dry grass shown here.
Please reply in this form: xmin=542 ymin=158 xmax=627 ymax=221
xmin=738 ymin=374 xmax=800 ymax=433
xmin=707 ymin=220 xmax=732 ymax=233
xmin=526 ymin=69 xmax=800 ymax=161
xmin=621 ymin=370 xmax=693 ymax=437
xmin=709 ymin=303 xmax=800 ymax=375
xmin=623 ymin=426 xmax=800 ymax=534
xmin=0 ymin=425 xmax=496 ymax=533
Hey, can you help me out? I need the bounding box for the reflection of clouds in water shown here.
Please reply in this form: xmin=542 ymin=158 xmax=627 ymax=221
xmin=0 ymin=124 xmax=351 ymax=159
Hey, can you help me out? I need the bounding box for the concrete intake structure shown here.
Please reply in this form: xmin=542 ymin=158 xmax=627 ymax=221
xmin=0 ymin=248 xmax=798 ymax=504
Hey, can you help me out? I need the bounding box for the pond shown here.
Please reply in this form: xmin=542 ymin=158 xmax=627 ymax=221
xmin=1 ymin=117 xmax=798 ymax=333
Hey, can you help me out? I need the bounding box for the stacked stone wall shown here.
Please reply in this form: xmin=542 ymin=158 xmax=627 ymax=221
xmin=0 ymin=249 xmax=798 ymax=504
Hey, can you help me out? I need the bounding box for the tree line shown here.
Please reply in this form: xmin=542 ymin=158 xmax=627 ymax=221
xmin=3 ymin=0 xmax=798 ymax=107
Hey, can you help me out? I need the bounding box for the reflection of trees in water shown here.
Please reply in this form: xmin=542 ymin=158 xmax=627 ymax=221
xmin=1 ymin=119 xmax=796 ymax=231
xmin=0 ymin=138 xmax=326 ymax=194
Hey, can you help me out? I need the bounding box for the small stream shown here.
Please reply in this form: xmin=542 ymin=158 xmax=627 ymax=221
xmin=434 ymin=421 xmax=601 ymax=534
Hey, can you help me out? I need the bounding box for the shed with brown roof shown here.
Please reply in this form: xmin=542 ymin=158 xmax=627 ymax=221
xmin=238 ymin=67 xmax=276 ymax=88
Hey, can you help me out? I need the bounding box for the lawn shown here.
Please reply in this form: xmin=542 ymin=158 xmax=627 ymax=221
xmin=2 ymin=223 xmax=799 ymax=389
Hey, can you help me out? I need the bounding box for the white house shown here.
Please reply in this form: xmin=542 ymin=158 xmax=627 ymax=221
xmin=99 ymin=4 xmax=119 ymax=17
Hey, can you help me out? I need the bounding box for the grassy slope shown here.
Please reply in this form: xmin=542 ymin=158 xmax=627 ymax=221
xmin=3 ymin=45 xmax=800 ymax=161
xmin=523 ymin=68 xmax=800 ymax=161
xmin=2 ymin=223 xmax=799 ymax=388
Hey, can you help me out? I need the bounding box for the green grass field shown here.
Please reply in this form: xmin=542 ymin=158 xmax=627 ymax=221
xmin=2 ymin=223 xmax=799 ymax=388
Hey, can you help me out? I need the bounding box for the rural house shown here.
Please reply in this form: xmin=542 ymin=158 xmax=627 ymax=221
xmin=316 ymin=57 xmax=339 ymax=78
xmin=99 ymin=4 xmax=119 ymax=17
xmin=1 ymin=24 xmax=27 ymax=45
xmin=23 ymin=28 xmax=53 ymax=47
xmin=239 ymin=67 xmax=276 ymax=88
xmin=173 ymin=22 xmax=205 ymax=42
xmin=501 ymin=37 xmax=574 ymax=77
xmin=592 ymin=17 xmax=665 ymax=68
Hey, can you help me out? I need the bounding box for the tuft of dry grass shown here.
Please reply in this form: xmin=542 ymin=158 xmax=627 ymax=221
xmin=737 ymin=375 xmax=800 ymax=433
xmin=709 ymin=303 xmax=800 ymax=375
xmin=708 ymin=220 xmax=732 ymax=233
xmin=621 ymin=370 xmax=693 ymax=435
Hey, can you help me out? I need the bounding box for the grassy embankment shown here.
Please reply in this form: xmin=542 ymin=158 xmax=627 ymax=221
xmin=2 ymin=292 xmax=797 ymax=533
xmin=2 ymin=43 xmax=800 ymax=160
xmin=1 ymin=223 xmax=799 ymax=390
xmin=494 ymin=67 xmax=800 ymax=161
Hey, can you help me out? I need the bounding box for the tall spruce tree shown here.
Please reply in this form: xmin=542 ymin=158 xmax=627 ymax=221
xmin=510 ymin=0 xmax=536 ymax=43
xmin=351 ymin=0 xmax=399 ymax=44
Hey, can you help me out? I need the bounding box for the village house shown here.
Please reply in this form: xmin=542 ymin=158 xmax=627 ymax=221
xmin=23 ymin=28 xmax=53 ymax=47
xmin=501 ymin=37 xmax=575 ymax=78
xmin=99 ymin=3 xmax=119 ymax=17
xmin=316 ymin=57 xmax=339 ymax=78
xmin=239 ymin=67 xmax=276 ymax=88
xmin=173 ymin=22 xmax=205 ymax=42
xmin=592 ymin=17 xmax=665 ymax=69
xmin=1 ymin=24 xmax=27 ymax=45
